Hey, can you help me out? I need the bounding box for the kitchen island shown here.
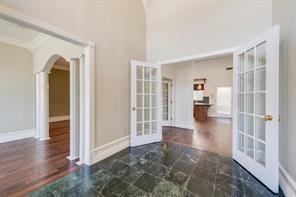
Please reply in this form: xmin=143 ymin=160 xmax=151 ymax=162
xmin=194 ymin=103 xmax=212 ymax=122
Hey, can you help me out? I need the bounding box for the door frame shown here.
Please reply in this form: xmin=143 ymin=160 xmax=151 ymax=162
xmin=0 ymin=5 xmax=95 ymax=166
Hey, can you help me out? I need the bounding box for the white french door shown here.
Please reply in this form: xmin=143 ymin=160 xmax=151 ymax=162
xmin=233 ymin=26 xmax=279 ymax=193
xmin=130 ymin=61 xmax=162 ymax=147
xmin=162 ymin=80 xmax=172 ymax=126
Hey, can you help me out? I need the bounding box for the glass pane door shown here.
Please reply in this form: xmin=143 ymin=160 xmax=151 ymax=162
xmin=162 ymin=82 xmax=169 ymax=121
xmin=136 ymin=66 xmax=158 ymax=136
xmin=237 ymin=42 xmax=267 ymax=166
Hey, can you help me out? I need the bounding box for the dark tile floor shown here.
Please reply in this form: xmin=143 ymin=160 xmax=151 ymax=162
xmin=27 ymin=141 xmax=284 ymax=197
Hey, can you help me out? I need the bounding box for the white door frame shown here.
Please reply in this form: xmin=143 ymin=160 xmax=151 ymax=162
xmin=0 ymin=5 xmax=95 ymax=166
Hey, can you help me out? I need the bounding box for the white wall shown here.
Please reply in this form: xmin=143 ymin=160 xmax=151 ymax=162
xmin=1 ymin=1 xmax=146 ymax=148
xmin=147 ymin=0 xmax=272 ymax=62
xmin=194 ymin=56 xmax=233 ymax=117
xmin=0 ymin=42 xmax=34 ymax=133
xmin=272 ymin=0 xmax=296 ymax=191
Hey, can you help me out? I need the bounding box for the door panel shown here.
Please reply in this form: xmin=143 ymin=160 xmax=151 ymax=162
xmin=233 ymin=26 xmax=279 ymax=193
xmin=162 ymin=80 xmax=172 ymax=126
xmin=131 ymin=61 xmax=162 ymax=147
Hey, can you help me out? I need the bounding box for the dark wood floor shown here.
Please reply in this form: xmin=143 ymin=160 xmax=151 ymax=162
xmin=163 ymin=117 xmax=232 ymax=157
xmin=0 ymin=120 xmax=77 ymax=196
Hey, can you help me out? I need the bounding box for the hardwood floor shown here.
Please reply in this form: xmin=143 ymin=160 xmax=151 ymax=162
xmin=0 ymin=120 xmax=77 ymax=196
xmin=162 ymin=117 xmax=232 ymax=157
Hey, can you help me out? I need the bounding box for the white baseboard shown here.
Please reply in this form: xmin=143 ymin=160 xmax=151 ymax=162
xmin=0 ymin=129 xmax=35 ymax=143
xmin=174 ymin=121 xmax=194 ymax=130
xmin=49 ymin=115 xmax=70 ymax=123
xmin=280 ymin=164 xmax=296 ymax=197
xmin=208 ymin=114 xmax=233 ymax=119
xmin=92 ymin=136 xmax=130 ymax=164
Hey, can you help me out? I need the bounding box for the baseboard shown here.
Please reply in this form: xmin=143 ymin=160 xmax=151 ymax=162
xmin=49 ymin=115 xmax=70 ymax=123
xmin=208 ymin=114 xmax=233 ymax=119
xmin=92 ymin=136 xmax=130 ymax=164
xmin=0 ymin=129 xmax=35 ymax=143
xmin=174 ymin=121 xmax=194 ymax=130
xmin=279 ymin=164 xmax=296 ymax=197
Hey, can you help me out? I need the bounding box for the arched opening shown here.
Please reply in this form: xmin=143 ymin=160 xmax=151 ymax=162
xmin=36 ymin=54 xmax=81 ymax=161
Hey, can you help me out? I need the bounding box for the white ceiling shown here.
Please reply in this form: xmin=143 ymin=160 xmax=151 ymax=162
xmin=0 ymin=18 xmax=49 ymax=50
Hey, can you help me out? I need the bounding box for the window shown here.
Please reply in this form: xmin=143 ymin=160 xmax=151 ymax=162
xmin=216 ymin=87 xmax=232 ymax=115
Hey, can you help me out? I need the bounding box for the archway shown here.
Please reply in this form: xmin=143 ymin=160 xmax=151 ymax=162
xmin=36 ymin=54 xmax=81 ymax=161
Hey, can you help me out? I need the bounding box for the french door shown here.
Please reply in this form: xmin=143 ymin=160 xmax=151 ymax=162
xmin=233 ymin=26 xmax=279 ymax=193
xmin=130 ymin=61 xmax=162 ymax=147
xmin=162 ymin=80 xmax=172 ymax=126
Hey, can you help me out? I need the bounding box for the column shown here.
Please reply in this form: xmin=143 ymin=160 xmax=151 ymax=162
xmin=39 ymin=71 xmax=50 ymax=141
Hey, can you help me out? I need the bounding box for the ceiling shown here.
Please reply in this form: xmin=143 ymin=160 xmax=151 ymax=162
xmin=0 ymin=18 xmax=49 ymax=50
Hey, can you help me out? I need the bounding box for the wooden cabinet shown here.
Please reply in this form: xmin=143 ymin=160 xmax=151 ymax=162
xmin=194 ymin=104 xmax=211 ymax=122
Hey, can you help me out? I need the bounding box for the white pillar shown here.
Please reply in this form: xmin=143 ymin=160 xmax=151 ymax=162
xmin=39 ymin=71 xmax=50 ymax=141
xmin=77 ymin=55 xmax=85 ymax=165
xmin=35 ymin=73 xmax=41 ymax=139
xmin=68 ymin=58 xmax=80 ymax=160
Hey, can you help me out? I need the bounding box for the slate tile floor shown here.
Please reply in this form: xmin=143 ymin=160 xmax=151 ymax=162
xmin=27 ymin=141 xmax=284 ymax=197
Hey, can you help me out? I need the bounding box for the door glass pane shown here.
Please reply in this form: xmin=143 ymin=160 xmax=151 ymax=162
xmin=239 ymin=53 xmax=245 ymax=73
xmin=137 ymin=109 xmax=142 ymax=122
xmin=137 ymin=81 xmax=142 ymax=94
xmin=256 ymin=93 xmax=265 ymax=115
xmin=163 ymin=114 xmax=168 ymax=120
xmin=144 ymin=95 xmax=150 ymax=107
xmin=245 ymin=136 xmax=254 ymax=159
xmin=163 ymin=106 xmax=168 ymax=114
xmin=163 ymin=90 xmax=168 ymax=98
xmin=163 ymin=83 xmax=168 ymax=91
xmin=163 ymin=99 xmax=168 ymax=106
xmin=144 ymin=122 xmax=150 ymax=135
xmin=255 ymin=141 xmax=265 ymax=165
xmin=238 ymin=113 xmax=244 ymax=132
xmin=151 ymin=95 xmax=157 ymax=107
xmin=144 ymin=67 xmax=150 ymax=80
xmin=144 ymin=109 xmax=150 ymax=121
xmin=137 ymin=95 xmax=142 ymax=108
xmin=151 ymin=81 xmax=157 ymax=94
xmin=256 ymin=68 xmax=266 ymax=91
xmin=151 ymin=121 xmax=157 ymax=133
xmin=152 ymin=108 xmax=157 ymax=120
xmin=136 ymin=123 xmax=142 ymax=136
xmin=151 ymin=68 xmax=157 ymax=81
xmin=257 ymin=42 xmax=266 ymax=67
xmin=137 ymin=66 xmax=143 ymax=79
xmin=245 ymin=71 xmax=254 ymax=92
xmin=255 ymin=117 xmax=265 ymax=141
xmin=245 ymin=93 xmax=254 ymax=114
xmin=238 ymin=93 xmax=244 ymax=112
xmin=245 ymin=115 xmax=254 ymax=136
xmin=144 ymin=81 xmax=150 ymax=94
xmin=238 ymin=74 xmax=244 ymax=92
xmin=238 ymin=133 xmax=244 ymax=152
xmin=246 ymin=48 xmax=255 ymax=71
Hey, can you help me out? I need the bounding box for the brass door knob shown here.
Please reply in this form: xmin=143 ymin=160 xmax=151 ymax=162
xmin=265 ymin=115 xmax=273 ymax=121
xmin=132 ymin=107 xmax=136 ymax=111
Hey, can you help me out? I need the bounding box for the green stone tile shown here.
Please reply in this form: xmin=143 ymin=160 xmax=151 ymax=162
xmin=101 ymin=177 xmax=129 ymax=196
xmin=26 ymin=187 xmax=54 ymax=197
xmin=132 ymin=158 xmax=154 ymax=171
xmin=133 ymin=173 xmax=161 ymax=193
xmin=153 ymin=180 xmax=183 ymax=197
xmin=165 ymin=169 xmax=189 ymax=187
xmin=117 ymin=166 xmax=144 ymax=183
xmin=120 ymin=154 xmax=140 ymax=166
xmin=90 ymin=170 xmax=114 ymax=192
xmin=145 ymin=163 xmax=168 ymax=178
xmin=120 ymin=185 xmax=148 ymax=197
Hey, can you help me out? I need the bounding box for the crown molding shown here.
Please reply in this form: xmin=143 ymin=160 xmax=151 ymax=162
xmin=28 ymin=33 xmax=50 ymax=50
xmin=0 ymin=34 xmax=29 ymax=49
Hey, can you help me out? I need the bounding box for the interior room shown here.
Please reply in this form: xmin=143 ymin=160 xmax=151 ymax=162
xmin=0 ymin=1 xmax=295 ymax=197
xmin=161 ymin=55 xmax=233 ymax=157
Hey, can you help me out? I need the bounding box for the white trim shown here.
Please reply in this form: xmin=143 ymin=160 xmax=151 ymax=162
xmin=158 ymin=47 xmax=237 ymax=65
xmin=0 ymin=129 xmax=35 ymax=143
xmin=28 ymin=33 xmax=50 ymax=50
xmin=0 ymin=34 xmax=29 ymax=49
xmin=208 ymin=114 xmax=233 ymax=119
xmin=174 ymin=121 xmax=194 ymax=130
xmin=92 ymin=136 xmax=130 ymax=164
xmin=0 ymin=5 xmax=94 ymax=47
xmin=280 ymin=164 xmax=296 ymax=197
xmin=49 ymin=115 xmax=70 ymax=123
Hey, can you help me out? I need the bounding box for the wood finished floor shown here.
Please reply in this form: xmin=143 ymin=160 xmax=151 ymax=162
xmin=163 ymin=117 xmax=232 ymax=157
xmin=0 ymin=120 xmax=77 ymax=196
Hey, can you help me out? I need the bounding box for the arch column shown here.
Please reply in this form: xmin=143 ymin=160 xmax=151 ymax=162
xmin=39 ymin=71 xmax=50 ymax=141
xmin=68 ymin=58 xmax=80 ymax=160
